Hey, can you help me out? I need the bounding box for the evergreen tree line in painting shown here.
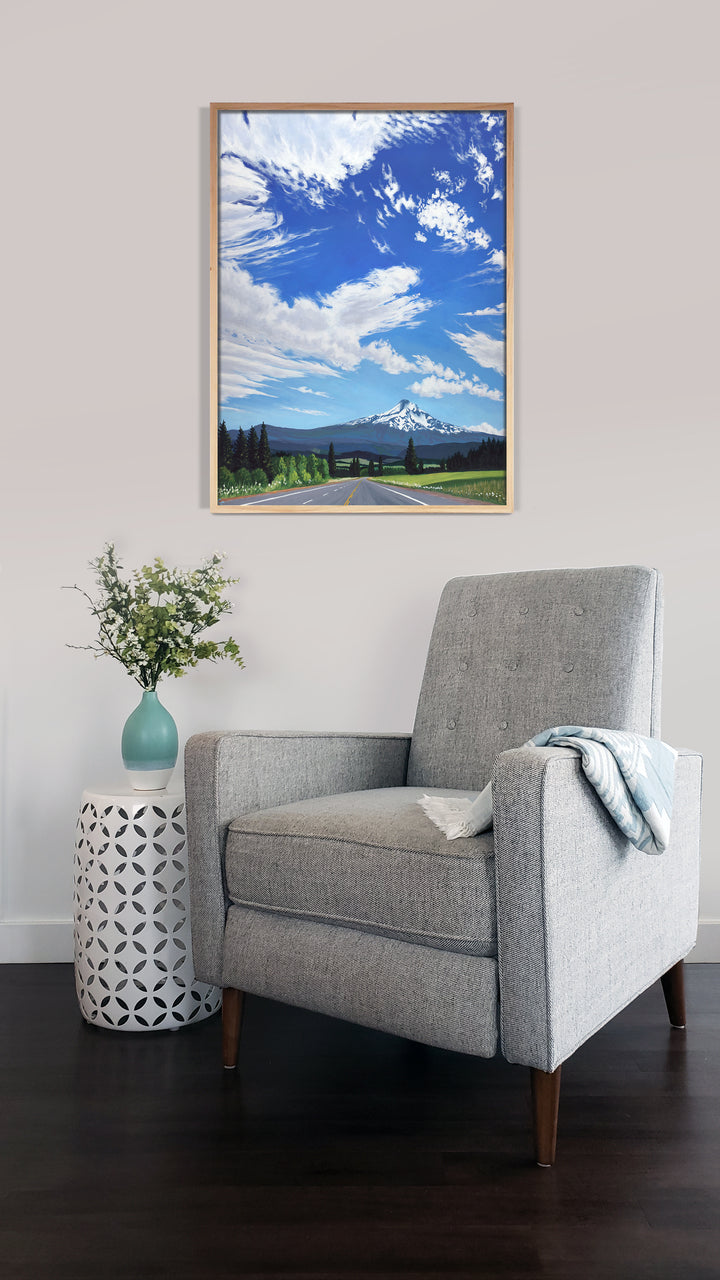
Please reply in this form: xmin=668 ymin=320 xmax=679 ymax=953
xmin=217 ymin=422 xmax=332 ymax=497
xmin=402 ymin=435 xmax=506 ymax=475
xmin=217 ymin=421 xmax=506 ymax=501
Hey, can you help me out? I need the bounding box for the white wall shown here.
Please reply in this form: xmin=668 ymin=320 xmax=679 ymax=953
xmin=1 ymin=0 xmax=718 ymax=962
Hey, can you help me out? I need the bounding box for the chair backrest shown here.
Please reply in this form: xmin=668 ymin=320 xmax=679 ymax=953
xmin=406 ymin=566 xmax=663 ymax=791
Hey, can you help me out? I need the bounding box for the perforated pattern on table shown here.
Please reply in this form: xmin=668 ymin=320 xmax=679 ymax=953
xmin=73 ymin=792 xmax=221 ymax=1031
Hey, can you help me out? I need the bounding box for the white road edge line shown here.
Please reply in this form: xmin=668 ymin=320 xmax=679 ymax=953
xmin=239 ymin=483 xmax=335 ymax=507
xmin=383 ymin=485 xmax=431 ymax=506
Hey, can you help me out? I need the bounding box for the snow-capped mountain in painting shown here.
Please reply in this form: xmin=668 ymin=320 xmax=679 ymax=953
xmin=236 ymin=401 xmax=502 ymax=460
xmin=347 ymin=400 xmax=470 ymax=438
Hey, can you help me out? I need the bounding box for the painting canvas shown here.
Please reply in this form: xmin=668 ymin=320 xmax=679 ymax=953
xmin=211 ymin=103 xmax=513 ymax=513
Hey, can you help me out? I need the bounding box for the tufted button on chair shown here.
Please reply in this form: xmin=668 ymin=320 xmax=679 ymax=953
xmin=185 ymin=566 xmax=702 ymax=1166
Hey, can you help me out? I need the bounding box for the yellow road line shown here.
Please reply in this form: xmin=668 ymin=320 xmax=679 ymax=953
xmin=343 ymin=483 xmax=361 ymax=506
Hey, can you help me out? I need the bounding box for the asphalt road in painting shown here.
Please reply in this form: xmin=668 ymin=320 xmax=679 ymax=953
xmin=222 ymin=478 xmax=483 ymax=508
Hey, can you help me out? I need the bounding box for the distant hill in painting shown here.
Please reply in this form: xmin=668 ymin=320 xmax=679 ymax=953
xmin=229 ymin=400 xmax=502 ymax=461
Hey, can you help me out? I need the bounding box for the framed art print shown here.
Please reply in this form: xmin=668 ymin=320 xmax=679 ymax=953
xmin=211 ymin=103 xmax=513 ymax=513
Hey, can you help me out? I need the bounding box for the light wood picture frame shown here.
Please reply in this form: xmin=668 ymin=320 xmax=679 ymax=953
xmin=211 ymin=103 xmax=513 ymax=513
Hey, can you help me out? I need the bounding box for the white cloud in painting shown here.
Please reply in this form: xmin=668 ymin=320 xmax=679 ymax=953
xmin=416 ymin=191 xmax=491 ymax=251
xmin=460 ymin=303 xmax=505 ymax=316
xmin=219 ymin=155 xmax=291 ymax=263
xmin=282 ymin=406 xmax=326 ymax=416
xmin=408 ymin=354 xmax=502 ymax=401
xmin=296 ymin=386 xmax=329 ymax=396
xmin=412 ymin=354 xmax=466 ymax=379
xmin=469 ymin=144 xmax=494 ymax=194
xmin=371 ymin=235 xmax=394 ymax=255
xmin=467 ymin=248 xmax=506 ymax=278
xmin=220 ymin=264 xmax=432 ymax=396
xmin=491 ymin=189 xmax=504 ymax=201
xmin=221 ymin=398 xmax=275 ymax=411
xmin=220 ymin=110 xmax=444 ymax=206
xmin=218 ymin=153 xmax=328 ymax=266
xmin=432 ymin=168 xmax=466 ymax=194
xmin=415 ymin=230 xmax=427 ymax=242
xmin=364 ymin=341 xmax=415 ymax=374
xmin=468 ymin=421 xmax=505 ymax=435
xmin=381 ymin=164 xmax=416 ymax=214
xmin=317 ymin=266 xmax=431 ymax=338
xmin=220 ymin=338 xmax=334 ymax=399
xmin=447 ymin=327 xmax=505 ymax=374
xmin=408 ymin=371 xmax=503 ymax=401
xmin=220 ymin=152 xmax=269 ymax=206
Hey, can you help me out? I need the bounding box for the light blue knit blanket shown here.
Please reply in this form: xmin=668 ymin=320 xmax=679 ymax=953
xmin=420 ymin=725 xmax=677 ymax=854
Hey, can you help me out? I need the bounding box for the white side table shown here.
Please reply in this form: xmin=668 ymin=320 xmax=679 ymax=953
xmin=73 ymin=787 xmax=221 ymax=1031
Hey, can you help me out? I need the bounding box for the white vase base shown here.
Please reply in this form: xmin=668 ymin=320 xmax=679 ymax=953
xmin=125 ymin=768 xmax=174 ymax=791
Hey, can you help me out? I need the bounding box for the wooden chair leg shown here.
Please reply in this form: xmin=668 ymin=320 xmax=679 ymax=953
xmin=222 ymin=987 xmax=244 ymax=1069
xmin=661 ymin=959 xmax=687 ymax=1029
xmin=531 ymin=1065 xmax=562 ymax=1167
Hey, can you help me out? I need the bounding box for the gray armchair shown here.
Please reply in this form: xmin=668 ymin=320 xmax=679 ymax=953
xmin=185 ymin=566 xmax=702 ymax=1165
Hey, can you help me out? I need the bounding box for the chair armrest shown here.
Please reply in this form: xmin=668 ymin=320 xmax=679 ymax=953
xmin=184 ymin=730 xmax=412 ymax=984
xmin=492 ymin=745 xmax=702 ymax=1072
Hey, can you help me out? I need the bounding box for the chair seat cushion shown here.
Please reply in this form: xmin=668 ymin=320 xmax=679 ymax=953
xmin=225 ymin=787 xmax=496 ymax=957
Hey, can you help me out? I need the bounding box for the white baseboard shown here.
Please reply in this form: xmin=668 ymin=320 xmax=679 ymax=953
xmin=0 ymin=919 xmax=73 ymax=962
xmin=689 ymin=918 xmax=720 ymax=963
xmin=1 ymin=916 xmax=719 ymax=964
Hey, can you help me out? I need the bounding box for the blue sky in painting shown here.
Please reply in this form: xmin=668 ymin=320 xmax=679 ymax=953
xmin=218 ymin=109 xmax=507 ymax=434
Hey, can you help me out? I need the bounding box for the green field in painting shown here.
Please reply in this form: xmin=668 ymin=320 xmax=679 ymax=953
xmin=374 ymin=471 xmax=506 ymax=504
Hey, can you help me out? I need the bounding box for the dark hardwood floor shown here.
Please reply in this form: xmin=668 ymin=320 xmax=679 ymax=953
xmin=1 ymin=964 xmax=718 ymax=1279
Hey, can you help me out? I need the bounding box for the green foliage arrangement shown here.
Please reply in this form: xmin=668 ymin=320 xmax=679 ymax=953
xmin=66 ymin=544 xmax=244 ymax=690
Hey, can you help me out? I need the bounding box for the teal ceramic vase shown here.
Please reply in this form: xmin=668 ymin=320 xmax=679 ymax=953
xmin=121 ymin=689 xmax=178 ymax=791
